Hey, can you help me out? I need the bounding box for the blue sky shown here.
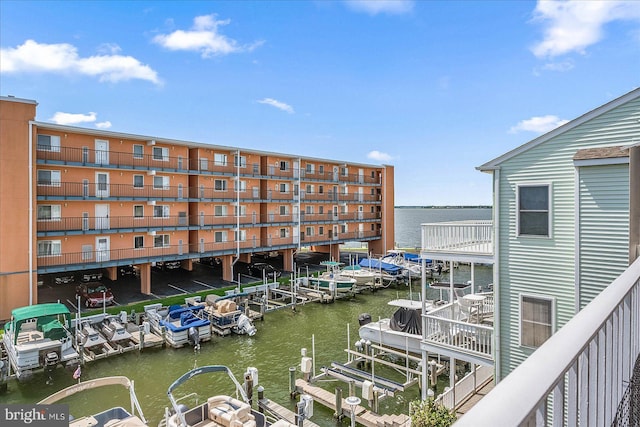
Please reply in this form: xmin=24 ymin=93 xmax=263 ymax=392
xmin=1 ymin=1 xmax=639 ymax=206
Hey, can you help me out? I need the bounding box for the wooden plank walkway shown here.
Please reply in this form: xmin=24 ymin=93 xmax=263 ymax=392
xmin=259 ymin=398 xmax=319 ymax=427
xmin=295 ymin=379 xmax=410 ymax=427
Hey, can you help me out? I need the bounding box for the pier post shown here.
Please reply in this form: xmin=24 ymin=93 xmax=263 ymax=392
xmin=295 ymin=401 xmax=305 ymax=427
xmin=244 ymin=371 xmax=254 ymax=406
xmin=289 ymin=367 xmax=297 ymax=398
xmin=334 ymin=387 xmax=343 ymax=419
xmin=257 ymin=386 xmax=265 ymax=413
xmin=372 ymin=389 xmax=379 ymax=414
xmin=139 ymin=325 xmax=144 ymax=352
xmin=348 ymin=380 xmax=355 ymax=398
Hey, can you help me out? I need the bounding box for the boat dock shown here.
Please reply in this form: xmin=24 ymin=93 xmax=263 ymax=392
xmin=295 ymin=379 xmax=410 ymax=427
xmin=258 ymin=398 xmax=319 ymax=427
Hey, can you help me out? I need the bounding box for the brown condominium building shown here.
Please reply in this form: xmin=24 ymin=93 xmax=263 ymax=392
xmin=0 ymin=96 xmax=395 ymax=320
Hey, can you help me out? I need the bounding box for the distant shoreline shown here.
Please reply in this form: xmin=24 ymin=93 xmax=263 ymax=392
xmin=395 ymin=205 xmax=492 ymax=209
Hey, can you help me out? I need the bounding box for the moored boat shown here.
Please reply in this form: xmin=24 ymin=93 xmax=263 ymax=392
xmin=339 ymin=265 xmax=377 ymax=285
xmin=2 ymin=303 xmax=80 ymax=381
xmin=38 ymin=375 xmax=148 ymax=427
xmin=144 ymin=304 xmax=212 ymax=349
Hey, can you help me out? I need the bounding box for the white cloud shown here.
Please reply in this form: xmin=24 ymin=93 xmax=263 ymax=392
xmin=257 ymin=98 xmax=294 ymax=114
xmin=96 ymin=121 xmax=112 ymax=129
xmin=345 ymin=0 xmax=414 ymax=15
xmin=509 ymin=115 xmax=570 ymax=134
xmin=153 ymin=14 xmax=264 ymax=58
xmin=367 ymin=150 xmax=393 ymax=162
xmin=0 ymin=40 xmax=161 ymax=84
xmin=49 ymin=112 xmax=97 ymax=125
xmin=531 ymin=0 xmax=640 ymax=58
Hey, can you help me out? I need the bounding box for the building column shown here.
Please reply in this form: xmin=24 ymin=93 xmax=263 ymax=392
xmin=139 ymin=263 xmax=151 ymax=295
xmin=103 ymin=266 xmax=118 ymax=280
xmin=282 ymin=249 xmax=294 ymax=272
xmin=238 ymin=253 xmax=251 ymax=263
xmin=181 ymin=259 xmax=193 ymax=271
xmin=222 ymin=255 xmax=234 ymax=282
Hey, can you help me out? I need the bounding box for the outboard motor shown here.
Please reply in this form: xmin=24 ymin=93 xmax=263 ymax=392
xmin=358 ymin=313 xmax=372 ymax=326
xmin=187 ymin=326 xmax=200 ymax=351
xmin=236 ymin=314 xmax=257 ymax=336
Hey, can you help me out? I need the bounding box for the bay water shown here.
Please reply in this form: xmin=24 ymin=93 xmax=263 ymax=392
xmin=1 ymin=208 xmax=492 ymax=426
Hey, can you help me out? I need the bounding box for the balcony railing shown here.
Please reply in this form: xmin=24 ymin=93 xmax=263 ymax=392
xmin=421 ymin=221 xmax=493 ymax=256
xmin=454 ymin=257 xmax=640 ymax=426
xmin=37 ymin=215 xmax=190 ymax=232
xmin=38 ymin=182 xmax=186 ymax=200
xmin=422 ymin=294 xmax=494 ymax=366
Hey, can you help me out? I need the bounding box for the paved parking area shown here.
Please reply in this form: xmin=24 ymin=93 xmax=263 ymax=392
xmin=36 ymin=251 xmax=349 ymax=313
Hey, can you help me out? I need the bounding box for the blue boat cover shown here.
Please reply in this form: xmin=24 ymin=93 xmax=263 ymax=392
xmin=358 ymin=259 xmax=402 ymax=273
xmin=161 ymin=305 xmax=210 ymax=331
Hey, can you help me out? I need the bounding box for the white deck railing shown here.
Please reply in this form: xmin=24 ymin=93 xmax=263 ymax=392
xmin=423 ymin=297 xmax=494 ymax=366
xmin=421 ymin=221 xmax=493 ymax=255
xmin=436 ymin=365 xmax=493 ymax=410
xmin=454 ymin=257 xmax=640 ymax=426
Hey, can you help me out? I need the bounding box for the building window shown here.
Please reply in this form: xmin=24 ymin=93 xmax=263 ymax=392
xmin=306 ymin=205 xmax=314 ymax=214
xmin=153 ymin=205 xmax=170 ymax=218
xmin=306 ymin=163 xmax=314 ymax=174
xmin=200 ymin=157 xmax=208 ymax=171
xmin=214 ymin=205 xmax=227 ymax=216
xmin=37 ymin=134 xmax=61 ymax=152
xmin=520 ymin=294 xmax=555 ymax=348
xmin=134 ymin=205 xmax=144 ymax=218
xmin=214 ymin=153 xmax=227 ymax=166
xmin=306 ymin=227 xmax=313 ymax=237
xmin=214 ymin=231 xmax=226 ymax=243
xmin=280 ymin=161 xmax=288 ymax=171
xmin=133 ymin=175 xmax=144 ymax=188
xmin=319 ymin=226 xmax=324 ymax=235
xmin=319 ymin=206 xmax=324 ymax=214
xmin=234 ymin=155 xmax=246 ymax=168
xmin=235 ymin=230 xmax=246 ymax=242
xmin=154 ymin=234 xmax=169 ymax=247
xmin=234 ymin=180 xmax=246 ymax=192
xmin=279 ymin=183 xmax=289 ymax=193
xmin=37 ymin=240 xmax=61 ymax=256
xmin=82 ymin=244 xmax=93 ymax=260
xmin=279 ymin=205 xmax=288 ymax=216
xmin=37 ymin=205 xmax=61 ymax=221
xmin=306 ymin=184 xmax=314 ymax=194
xmin=280 ymin=228 xmax=288 ymax=238
xmin=134 ymin=236 xmax=144 ymax=249
xmin=319 ymin=165 xmax=324 ymax=174
xmin=37 ymin=170 xmax=61 ymax=186
xmin=133 ymin=144 xmax=143 ymax=159
xmin=234 ymin=205 xmax=246 ymax=216
xmin=153 ymin=176 xmax=169 ymax=190
xmin=214 ymin=180 xmax=227 ymax=191
xmin=152 ymin=147 xmax=169 ymax=161
xmin=517 ymin=184 xmax=550 ymax=237
xmin=341 ymin=167 xmax=348 ymax=176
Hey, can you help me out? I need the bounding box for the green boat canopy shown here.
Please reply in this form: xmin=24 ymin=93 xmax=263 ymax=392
xmin=7 ymin=303 xmax=72 ymax=345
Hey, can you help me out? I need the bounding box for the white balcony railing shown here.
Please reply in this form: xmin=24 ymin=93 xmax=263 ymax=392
xmin=454 ymin=257 xmax=640 ymax=426
xmin=436 ymin=365 xmax=493 ymax=410
xmin=421 ymin=221 xmax=493 ymax=260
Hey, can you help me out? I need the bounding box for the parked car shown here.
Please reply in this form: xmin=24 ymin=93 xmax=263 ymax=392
xmin=119 ymin=264 xmax=138 ymax=276
xmin=155 ymin=261 xmax=181 ymax=270
xmin=54 ymin=275 xmax=75 ymax=285
xmin=75 ymin=283 xmax=114 ymax=308
xmin=248 ymin=263 xmax=281 ymax=280
xmin=82 ymin=271 xmax=103 ymax=282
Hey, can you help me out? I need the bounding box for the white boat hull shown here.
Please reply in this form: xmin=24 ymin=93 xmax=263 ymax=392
xmin=358 ymin=319 xmax=422 ymax=354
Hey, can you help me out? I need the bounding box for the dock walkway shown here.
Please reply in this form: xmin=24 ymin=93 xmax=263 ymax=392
xmin=258 ymin=398 xmax=319 ymax=427
xmin=295 ymin=379 xmax=410 ymax=427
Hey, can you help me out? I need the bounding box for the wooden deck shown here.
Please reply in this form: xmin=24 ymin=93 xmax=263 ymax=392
xmin=295 ymin=379 xmax=410 ymax=427
xmin=258 ymin=398 xmax=319 ymax=427
xmin=454 ymin=379 xmax=494 ymax=418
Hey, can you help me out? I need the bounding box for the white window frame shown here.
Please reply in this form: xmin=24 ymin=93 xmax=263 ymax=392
xmin=234 ymin=180 xmax=247 ymax=192
xmin=152 ymin=146 xmax=169 ymax=161
xmin=318 ymin=165 xmax=324 ymax=174
xmin=154 ymin=234 xmax=170 ymax=248
xmin=234 ymin=155 xmax=246 ymax=168
xmin=133 ymin=205 xmax=144 ymax=218
xmin=37 ymin=205 xmax=61 ymax=221
xmin=279 ymin=228 xmax=289 ymax=238
xmin=200 ymin=157 xmax=208 ymax=171
xmin=37 ymin=134 xmax=61 ymax=152
xmin=306 ymin=226 xmax=314 ymax=237
xmin=153 ymin=205 xmax=170 ymax=218
xmin=37 ymin=240 xmax=61 ymax=257
xmin=134 ymin=235 xmax=144 ymax=249
xmin=153 ymin=176 xmax=170 ymax=190
xmin=280 ymin=161 xmax=289 ymax=171
xmin=214 ymin=153 xmax=228 ymax=167
xmin=279 ymin=205 xmax=289 ymax=215
xmin=37 ymin=170 xmax=61 ymax=187
xmin=305 ymin=205 xmax=314 ymax=214
xmin=235 ymin=229 xmax=247 ymax=242
xmin=234 ymin=205 xmax=246 ymax=217
xmin=214 ymin=231 xmax=227 ymax=243
xmin=133 ymin=175 xmax=144 ymax=188
xmin=214 ymin=205 xmax=227 ymax=217
xmin=133 ymin=144 xmax=144 ymax=159
xmin=279 ymin=183 xmax=289 ymax=193
xmin=519 ymin=293 xmax=556 ymax=349
xmin=516 ymin=183 xmax=552 ymax=238
xmin=306 ymin=163 xmax=315 ymax=174
xmin=214 ymin=179 xmax=227 ymax=191
xmin=319 ymin=226 xmax=324 ymax=235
